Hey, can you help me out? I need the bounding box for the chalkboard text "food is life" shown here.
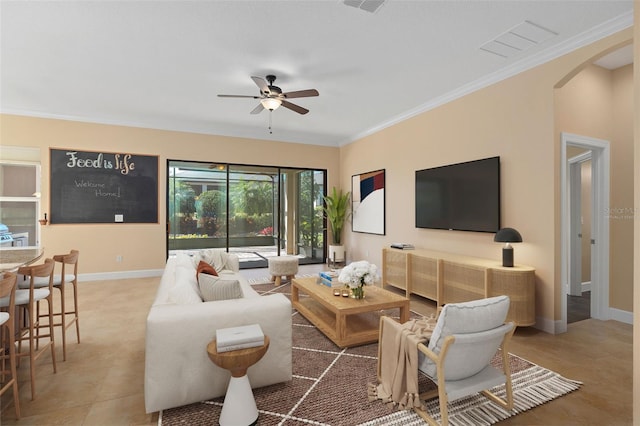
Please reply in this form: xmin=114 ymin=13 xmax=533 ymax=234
xmin=65 ymin=151 xmax=136 ymax=175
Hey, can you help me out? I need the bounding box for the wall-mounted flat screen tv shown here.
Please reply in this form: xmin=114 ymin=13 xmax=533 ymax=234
xmin=415 ymin=156 xmax=500 ymax=233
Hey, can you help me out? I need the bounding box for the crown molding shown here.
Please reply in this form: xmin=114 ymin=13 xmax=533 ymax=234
xmin=343 ymin=10 xmax=633 ymax=147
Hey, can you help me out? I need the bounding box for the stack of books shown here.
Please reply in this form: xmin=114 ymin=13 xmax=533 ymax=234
xmin=319 ymin=271 xmax=339 ymax=287
xmin=216 ymin=324 xmax=265 ymax=353
xmin=390 ymin=243 xmax=415 ymax=250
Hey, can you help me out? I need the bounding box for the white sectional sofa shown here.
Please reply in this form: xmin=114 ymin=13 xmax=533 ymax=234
xmin=144 ymin=251 xmax=292 ymax=413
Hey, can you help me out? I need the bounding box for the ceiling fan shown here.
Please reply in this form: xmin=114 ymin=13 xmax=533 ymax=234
xmin=218 ymin=75 xmax=319 ymax=115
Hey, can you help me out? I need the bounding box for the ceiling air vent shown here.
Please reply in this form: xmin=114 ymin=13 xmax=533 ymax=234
xmin=480 ymin=20 xmax=558 ymax=59
xmin=343 ymin=0 xmax=386 ymax=14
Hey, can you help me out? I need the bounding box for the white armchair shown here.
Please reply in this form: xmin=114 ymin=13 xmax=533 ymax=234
xmin=415 ymin=295 xmax=515 ymax=426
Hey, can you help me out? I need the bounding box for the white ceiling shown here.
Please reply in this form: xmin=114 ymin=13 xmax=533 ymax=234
xmin=0 ymin=1 xmax=633 ymax=147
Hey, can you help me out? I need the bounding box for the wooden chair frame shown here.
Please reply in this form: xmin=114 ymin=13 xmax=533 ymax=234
xmin=46 ymin=250 xmax=80 ymax=361
xmin=17 ymin=258 xmax=57 ymax=400
xmin=0 ymin=272 xmax=20 ymax=419
xmin=413 ymin=326 xmax=515 ymax=426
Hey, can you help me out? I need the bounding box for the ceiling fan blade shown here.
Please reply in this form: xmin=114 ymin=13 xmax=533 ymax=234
xmin=251 ymin=76 xmax=270 ymax=95
xmin=281 ymin=100 xmax=309 ymax=115
xmin=218 ymin=94 xmax=260 ymax=99
xmin=282 ymin=89 xmax=319 ymax=99
xmin=250 ymin=103 xmax=264 ymax=114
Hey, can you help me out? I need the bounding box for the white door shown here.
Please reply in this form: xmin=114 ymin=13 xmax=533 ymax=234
xmin=560 ymin=133 xmax=610 ymax=333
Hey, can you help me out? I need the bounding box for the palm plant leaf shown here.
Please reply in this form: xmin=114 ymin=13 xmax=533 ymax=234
xmin=323 ymin=187 xmax=350 ymax=245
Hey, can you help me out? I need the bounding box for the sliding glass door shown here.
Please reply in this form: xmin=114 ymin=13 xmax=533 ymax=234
xmin=295 ymin=169 xmax=324 ymax=264
xmin=227 ymin=165 xmax=278 ymax=267
xmin=167 ymin=161 xmax=325 ymax=268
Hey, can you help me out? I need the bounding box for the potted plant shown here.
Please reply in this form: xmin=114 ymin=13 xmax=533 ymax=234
xmin=323 ymin=187 xmax=350 ymax=264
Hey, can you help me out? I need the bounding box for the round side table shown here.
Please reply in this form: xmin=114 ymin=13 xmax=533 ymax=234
xmin=207 ymin=335 xmax=270 ymax=426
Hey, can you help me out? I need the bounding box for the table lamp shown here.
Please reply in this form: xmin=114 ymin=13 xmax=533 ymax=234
xmin=494 ymin=227 xmax=522 ymax=267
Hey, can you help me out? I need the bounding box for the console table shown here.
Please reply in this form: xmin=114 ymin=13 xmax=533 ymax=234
xmin=382 ymin=248 xmax=535 ymax=326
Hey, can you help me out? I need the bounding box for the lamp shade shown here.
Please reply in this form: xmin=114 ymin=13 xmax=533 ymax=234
xmin=261 ymin=98 xmax=282 ymax=111
xmin=494 ymin=227 xmax=523 ymax=243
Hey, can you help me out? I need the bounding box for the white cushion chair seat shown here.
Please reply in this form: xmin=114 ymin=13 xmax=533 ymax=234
xmin=0 ymin=311 xmax=9 ymax=325
xmin=0 ymin=289 xmax=50 ymax=307
xmin=19 ymin=275 xmax=59 ymax=289
xmin=21 ymin=274 xmax=74 ymax=289
xmin=443 ymin=363 xmax=508 ymax=402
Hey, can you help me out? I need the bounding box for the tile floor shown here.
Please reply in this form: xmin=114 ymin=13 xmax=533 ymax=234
xmin=0 ymin=264 xmax=633 ymax=425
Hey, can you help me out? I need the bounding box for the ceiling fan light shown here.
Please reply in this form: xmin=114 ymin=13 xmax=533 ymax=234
xmin=261 ymin=98 xmax=282 ymax=111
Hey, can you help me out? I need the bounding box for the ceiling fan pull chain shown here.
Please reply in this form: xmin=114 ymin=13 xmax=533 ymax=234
xmin=269 ymin=110 xmax=273 ymax=134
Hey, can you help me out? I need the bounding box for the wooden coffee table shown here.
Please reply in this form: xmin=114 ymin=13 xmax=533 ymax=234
xmin=291 ymin=277 xmax=410 ymax=348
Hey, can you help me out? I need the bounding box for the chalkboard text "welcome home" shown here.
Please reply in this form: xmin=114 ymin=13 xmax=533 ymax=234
xmin=65 ymin=151 xmax=136 ymax=175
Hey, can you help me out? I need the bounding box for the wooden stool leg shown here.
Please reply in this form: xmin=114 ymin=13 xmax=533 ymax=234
xmin=72 ymin=281 xmax=80 ymax=344
xmin=275 ymin=276 xmax=282 ymax=286
xmin=59 ymin=284 xmax=67 ymax=361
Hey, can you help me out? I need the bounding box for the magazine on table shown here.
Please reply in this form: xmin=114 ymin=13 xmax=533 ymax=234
xmin=216 ymin=324 xmax=264 ymax=352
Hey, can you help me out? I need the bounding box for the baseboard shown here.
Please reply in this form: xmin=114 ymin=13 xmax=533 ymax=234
xmin=581 ymin=281 xmax=591 ymax=292
xmin=609 ymin=307 xmax=633 ymax=325
xmin=79 ymin=269 xmax=164 ymax=282
xmin=534 ymin=316 xmax=560 ymax=334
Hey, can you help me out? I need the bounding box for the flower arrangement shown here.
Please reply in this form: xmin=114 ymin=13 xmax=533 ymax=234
xmin=338 ymin=260 xmax=378 ymax=299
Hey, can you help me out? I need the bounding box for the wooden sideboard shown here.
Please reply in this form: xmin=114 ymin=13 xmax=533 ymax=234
xmin=382 ymin=247 xmax=536 ymax=326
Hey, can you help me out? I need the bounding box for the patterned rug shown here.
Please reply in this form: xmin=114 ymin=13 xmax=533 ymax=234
xmin=159 ymin=282 xmax=581 ymax=426
xmin=247 ymin=274 xmax=317 ymax=285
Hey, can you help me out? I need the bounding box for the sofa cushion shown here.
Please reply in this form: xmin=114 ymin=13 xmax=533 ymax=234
xmin=198 ymin=273 xmax=243 ymax=302
xmin=168 ymin=253 xmax=202 ymax=304
xmin=196 ymin=260 xmax=218 ymax=277
xmin=168 ymin=278 xmax=202 ymax=304
xmin=191 ymin=249 xmax=231 ymax=272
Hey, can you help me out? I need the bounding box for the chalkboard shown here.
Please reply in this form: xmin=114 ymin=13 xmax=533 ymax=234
xmin=50 ymin=149 xmax=158 ymax=224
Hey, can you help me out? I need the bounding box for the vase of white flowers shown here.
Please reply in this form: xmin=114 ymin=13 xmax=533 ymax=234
xmin=338 ymin=260 xmax=377 ymax=299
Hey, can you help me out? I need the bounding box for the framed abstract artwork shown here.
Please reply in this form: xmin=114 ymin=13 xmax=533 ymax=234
xmin=352 ymin=169 xmax=385 ymax=235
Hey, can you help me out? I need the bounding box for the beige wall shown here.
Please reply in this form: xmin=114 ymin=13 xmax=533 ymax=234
xmin=611 ymin=64 xmax=635 ymax=312
xmin=339 ymin=28 xmax=633 ymax=331
xmin=555 ymin=63 xmax=634 ymax=312
xmin=633 ymin=5 xmax=639 ymax=424
xmin=0 ymin=115 xmax=340 ymax=274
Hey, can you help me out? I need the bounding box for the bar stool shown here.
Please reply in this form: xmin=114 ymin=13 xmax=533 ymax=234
xmin=16 ymin=258 xmax=57 ymax=400
xmin=0 ymin=272 xmax=21 ymax=419
xmin=48 ymin=250 xmax=80 ymax=361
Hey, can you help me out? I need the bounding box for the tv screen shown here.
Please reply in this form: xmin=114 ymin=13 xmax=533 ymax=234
xmin=415 ymin=156 xmax=500 ymax=233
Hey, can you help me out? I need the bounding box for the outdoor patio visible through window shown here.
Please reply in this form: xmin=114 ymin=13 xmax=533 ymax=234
xmin=167 ymin=161 xmax=326 ymax=268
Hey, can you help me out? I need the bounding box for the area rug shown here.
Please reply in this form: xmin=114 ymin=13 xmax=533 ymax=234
xmin=159 ymin=282 xmax=581 ymax=426
xmin=247 ymin=273 xmax=317 ymax=285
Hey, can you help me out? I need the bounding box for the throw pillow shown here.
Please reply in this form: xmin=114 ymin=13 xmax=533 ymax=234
xmin=198 ymin=273 xmax=243 ymax=302
xmin=196 ymin=260 xmax=218 ymax=278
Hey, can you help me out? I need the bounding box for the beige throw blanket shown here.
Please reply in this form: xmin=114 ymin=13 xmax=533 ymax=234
xmin=368 ymin=315 xmax=436 ymax=410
